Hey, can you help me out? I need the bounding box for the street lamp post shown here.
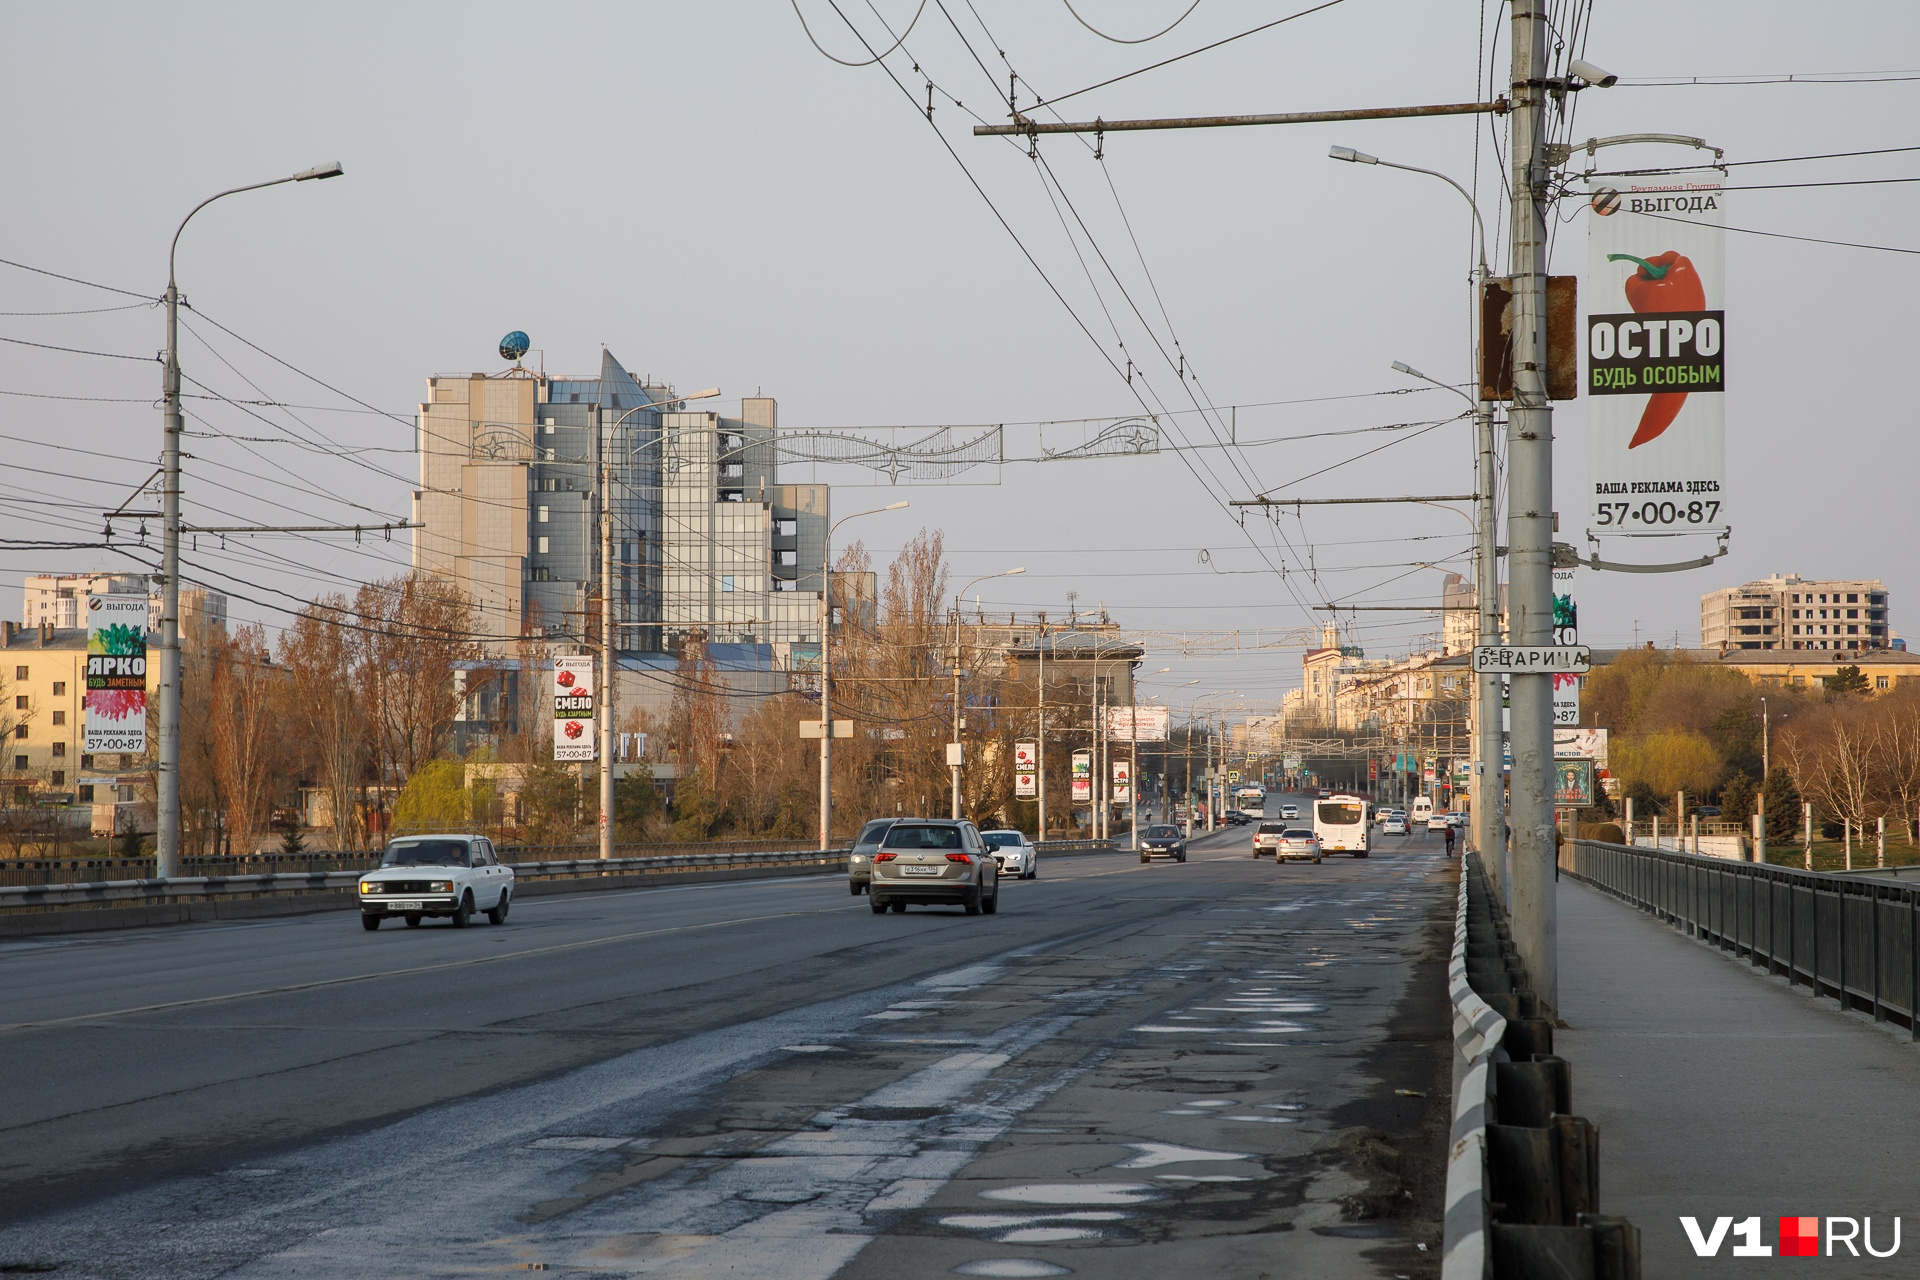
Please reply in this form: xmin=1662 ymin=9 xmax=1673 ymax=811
xmin=597 ymin=389 xmax=721 ymax=860
xmin=1127 ymin=667 xmax=1170 ymax=850
xmin=818 ymin=501 xmax=908 ymax=850
xmin=951 ymin=569 xmax=1024 ymax=820
xmin=156 ymin=162 xmax=342 ymax=877
xmin=1331 ymin=142 xmax=1505 ymax=899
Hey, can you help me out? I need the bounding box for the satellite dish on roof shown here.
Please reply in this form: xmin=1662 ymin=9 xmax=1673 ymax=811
xmin=499 ymin=331 xmax=531 ymax=362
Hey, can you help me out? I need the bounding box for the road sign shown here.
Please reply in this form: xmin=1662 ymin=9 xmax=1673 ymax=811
xmin=798 ymin=720 xmax=853 ymax=739
xmin=1473 ymin=644 xmax=1592 ymax=674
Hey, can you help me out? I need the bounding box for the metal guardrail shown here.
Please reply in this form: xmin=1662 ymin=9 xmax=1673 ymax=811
xmin=1562 ymin=838 xmax=1920 ymax=1039
xmin=1443 ymin=852 xmax=1505 ymax=1279
xmin=1033 ymin=838 xmax=1117 ymax=853
xmin=0 ymin=848 xmax=848 ymax=912
xmin=0 ymin=839 xmax=819 ymax=888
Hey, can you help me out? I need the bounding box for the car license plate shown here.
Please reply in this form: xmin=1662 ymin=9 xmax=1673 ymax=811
xmin=387 ymin=900 xmax=424 ymax=911
xmin=900 ymin=866 xmax=942 ymax=877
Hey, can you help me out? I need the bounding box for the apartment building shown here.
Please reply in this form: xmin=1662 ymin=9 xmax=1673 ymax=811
xmin=413 ymin=349 xmax=829 ymax=655
xmin=1700 ymin=574 xmax=1891 ymax=652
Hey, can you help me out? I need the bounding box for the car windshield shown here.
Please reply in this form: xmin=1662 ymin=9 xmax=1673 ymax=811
xmin=1258 ymin=822 xmax=1286 ymax=834
xmin=1146 ymin=826 xmax=1177 ymax=838
xmin=382 ymin=839 xmax=471 ymax=867
xmin=1318 ymin=803 xmax=1364 ymax=825
xmin=1283 ymin=829 xmax=1315 ymax=840
xmin=882 ymin=825 xmax=962 ymax=850
xmin=982 ymin=831 xmax=1021 ymax=848
xmin=855 ymin=820 xmax=894 ymax=848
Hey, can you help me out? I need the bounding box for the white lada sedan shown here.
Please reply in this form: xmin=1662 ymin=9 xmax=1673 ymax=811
xmin=358 ymin=834 xmax=513 ymax=930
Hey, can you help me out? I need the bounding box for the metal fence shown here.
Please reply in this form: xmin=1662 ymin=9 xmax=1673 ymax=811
xmin=0 ymin=839 xmax=816 ymax=889
xmin=1563 ymin=839 xmax=1920 ymax=1040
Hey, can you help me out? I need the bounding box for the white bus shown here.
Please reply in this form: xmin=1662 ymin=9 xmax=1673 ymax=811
xmin=1234 ymin=786 xmax=1266 ymax=820
xmin=1314 ymin=793 xmax=1372 ymax=857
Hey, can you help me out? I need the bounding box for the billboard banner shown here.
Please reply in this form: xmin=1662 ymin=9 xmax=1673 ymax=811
xmin=1554 ymin=758 xmax=1595 ymax=809
xmin=1105 ymin=705 xmax=1169 ymax=741
xmin=83 ymin=594 xmax=148 ymax=755
xmin=1111 ymin=759 xmax=1132 ymax=806
xmin=1588 ymin=181 xmax=1726 ymax=542
xmin=1070 ymin=750 xmax=1092 ymax=802
xmin=1552 ymin=672 xmax=1581 ymax=727
xmin=552 ymin=656 xmax=596 ymax=761
xmin=1014 ymin=740 xmax=1037 ymax=799
xmin=1554 ymin=727 xmax=1610 ymax=766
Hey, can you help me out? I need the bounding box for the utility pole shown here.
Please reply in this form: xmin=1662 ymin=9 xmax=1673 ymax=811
xmin=1506 ymin=0 xmax=1558 ymax=1007
xmin=599 ymin=404 xmax=615 ymax=860
xmin=1037 ymin=629 xmax=1047 ymax=838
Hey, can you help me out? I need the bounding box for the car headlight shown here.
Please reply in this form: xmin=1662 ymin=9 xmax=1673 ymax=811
xmin=850 ymin=854 xmax=865 ymax=863
xmin=359 ymin=882 xmax=378 ymax=895
xmin=431 ymin=881 xmax=454 ymax=893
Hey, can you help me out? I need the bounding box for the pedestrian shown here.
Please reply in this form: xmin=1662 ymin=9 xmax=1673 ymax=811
xmin=1443 ymin=824 xmax=1456 ymax=856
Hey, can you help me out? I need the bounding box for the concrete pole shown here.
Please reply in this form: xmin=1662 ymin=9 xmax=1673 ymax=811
xmin=1878 ymin=816 xmax=1886 ymax=869
xmin=1128 ymin=683 xmax=1139 ymax=850
xmin=1505 ymin=0 xmax=1557 ymax=1005
xmin=156 ymin=282 xmax=183 ymax=878
xmin=599 ymin=406 xmax=615 ymax=860
xmin=818 ymin=547 xmax=832 ymax=851
xmin=1803 ymin=802 xmax=1813 ymax=870
xmin=1037 ymin=630 xmax=1046 ymax=839
xmin=951 ymin=611 xmax=962 ymax=820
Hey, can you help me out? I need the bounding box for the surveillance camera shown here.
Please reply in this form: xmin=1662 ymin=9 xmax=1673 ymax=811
xmin=1568 ymin=58 xmax=1617 ymax=88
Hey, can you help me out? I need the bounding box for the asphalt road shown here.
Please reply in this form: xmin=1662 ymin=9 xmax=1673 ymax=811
xmin=0 ymin=800 xmax=1456 ymax=1280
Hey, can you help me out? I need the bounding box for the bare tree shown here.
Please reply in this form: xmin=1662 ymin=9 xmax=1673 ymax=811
xmin=1873 ymin=687 xmax=1920 ymax=846
xmin=351 ymin=574 xmax=477 ymax=821
xmin=209 ymin=623 xmax=281 ymax=855
xmin=279 ymin=598 xmax=366 ymax=849
xmin=1783 ymin=701 xmax=1881 ymax=838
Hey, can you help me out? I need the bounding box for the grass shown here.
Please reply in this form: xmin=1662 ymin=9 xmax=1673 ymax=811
xmin=1760 ymin=838 xmax=1920 ymax=873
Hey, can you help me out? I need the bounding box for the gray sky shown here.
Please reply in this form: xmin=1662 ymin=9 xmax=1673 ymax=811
xmin=3 ymin=1 xmax=1915 ymax=711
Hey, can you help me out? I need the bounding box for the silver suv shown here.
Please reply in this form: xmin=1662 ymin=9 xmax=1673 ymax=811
xmin=847 ymin=818 xmax=897 ymax=895
xmin=868 ymin=819 xmax=1001 ymax=916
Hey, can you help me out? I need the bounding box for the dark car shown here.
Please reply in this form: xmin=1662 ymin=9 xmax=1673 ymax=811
xmin=1225 ymin=810 xmax=1254 ymax=826
xmin=847 ymin=818 xmax=897 ymax=895
xmin=1139 ymin=824 xmax=1187 ymax=863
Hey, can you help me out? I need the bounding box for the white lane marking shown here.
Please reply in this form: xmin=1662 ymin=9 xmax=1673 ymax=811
xmin=1113 ymin=1142 xmax=1252 ymax=1168
xmin=980 ymin=1183 xmax=1162 ymax=1205
xmin=523 ymin=1136 xmax=635 ymax=1151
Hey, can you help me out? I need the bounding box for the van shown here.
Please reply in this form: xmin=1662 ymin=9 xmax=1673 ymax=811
xmin=1410 ymin=796 xmax=1434 ymax=824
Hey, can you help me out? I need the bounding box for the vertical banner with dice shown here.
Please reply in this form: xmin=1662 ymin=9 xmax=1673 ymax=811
xmin=1552 ymin=567 xmax=1580 ymax=725
xmin=1587 ymin=181 xmax=1727 ymax=543
xmin=1014 ymin=741 xmax=1037 ymax=798
xmin=1112 ymin=758 xmax=1132 ymax=806
xmin=552 ymin=656 xmax=596 ymax=761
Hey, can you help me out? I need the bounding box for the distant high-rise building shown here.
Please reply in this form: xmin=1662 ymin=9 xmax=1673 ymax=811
xmin=22 ymin=572 xmax=146 ymax=628
xmin=1700 ymin=574 xmax=1890 ymax=652
xmin=1441 ymin=573 xmax=1508 ymax=656
xmin=413 ymin=350 xmax=827 ymax=654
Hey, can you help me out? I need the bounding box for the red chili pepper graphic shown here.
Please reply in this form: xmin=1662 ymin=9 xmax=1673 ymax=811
xmin=1608 ymin=251 xmax=1706 ymax=448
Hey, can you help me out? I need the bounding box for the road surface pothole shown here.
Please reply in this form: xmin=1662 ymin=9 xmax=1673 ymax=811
xmin=952 ymin=1261 xmax=1072 ymax=1278
xmin=999 ymin=1228 xmax=1104 ymax=1243
xmin=980 ymin=1183 xmax=1161 ymax=1206
xmin=938 ymin=1213 xmax=1127 ymax=1230
xmin=844 ymin=1105 xmax=947 ymax=1121
xmin=737 ymin=1188 xmax=821 ymax=1204
xmin=1113 ymin=1143 xmax=1251 ymax=1169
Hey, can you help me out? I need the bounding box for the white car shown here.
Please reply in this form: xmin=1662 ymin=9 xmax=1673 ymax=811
xmin=1382 ymin=815 xmax=1410 ymax=836
xmin=1428 ymin=814 xmax=1453 ymax=832
xmin=982 ymin=829 xmax=1037 ymax=879
xmin=358 ymin=834 xmax=514 ymax=930
xmin=1279 ymin=804 xmax=1300 ymax=820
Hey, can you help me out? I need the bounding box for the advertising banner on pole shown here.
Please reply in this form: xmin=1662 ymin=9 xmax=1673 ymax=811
xmin=1070 ymin=750 xmax=1092 ymax=802
xmin=1587 ymin=181 xmax=1727 ymax=542
xmin=83 ymin=594 xmax=148 ymax=755
xmin=1104 ymin=705 xmax=1169 ymax=741
xmin=1553 ymin=758 xmax=1595 ymax=809
xmin=1014 ymin=741 xmax=1037 ymax=798
xmin=552 ymin=656 xmax=596 ymax=761
xmin=1553 ymin=727 xmax=1610 ymax=765
xmin=1111 ymin=759 xmax=1131 ymax=805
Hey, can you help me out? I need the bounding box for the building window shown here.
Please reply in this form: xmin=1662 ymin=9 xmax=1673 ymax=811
xmin=1848 ymin=593 xmax=1859 ymax=603
xmin=777 ymin=550 xmax=798 ymax=566
xmin=51 ymin=681 xmax=64 ymax=696
xmin=51 ymin=742 xmax=65 ymax=757
xmin=13 ymin=725 xmax=24 ymax=740
xmin=537 ymin=505 xmax=550 ymax=523
xmin=537 ymin=536 xmax=550 ymax=554
xmin=78 ymin=783 xmax=93 ymax=802
xmin=721 ymin=575 xmax=735 ymax=592
xmin=80 ymin=754 xmax=92 ymax=769
xmin=1879 ymin=677 xmax=1892 ymax=690
xmin=50 ymin=769 xmax=63 ymax=786
xmin=51 ymin=710 xmax=64 ymax=725
xmin=11 ymin=756 xmax=23 ymax=771
xmin=13 ymin=666 xmax=24 ymax=680
xmin=773 ymin=579 xmax=796 ymax=592
xmin=12 ymin=696 xmax=24 ymax=710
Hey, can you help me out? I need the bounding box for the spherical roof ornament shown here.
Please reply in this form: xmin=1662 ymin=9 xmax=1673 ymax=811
xmin=499 ymin=331 xmax=531 ymax=363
